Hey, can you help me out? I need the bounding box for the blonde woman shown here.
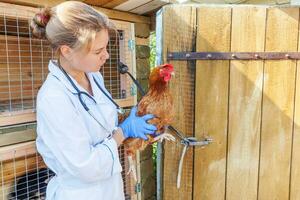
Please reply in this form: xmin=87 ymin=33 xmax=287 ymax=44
xmin=32 ymin=1 xmax=157 ymax=199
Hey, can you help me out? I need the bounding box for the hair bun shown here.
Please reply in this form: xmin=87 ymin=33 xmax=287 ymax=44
xmin=30 ymin=7 xmax=52 ymax=39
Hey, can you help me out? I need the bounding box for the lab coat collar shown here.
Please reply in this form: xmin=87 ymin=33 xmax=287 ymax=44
xmin=48 ymin=60 xmax=81 ymax=94
xmin=49 ymin=60 xmax=101 ymax=97
xmin=48 ymin=60 xmax=109 ymax=104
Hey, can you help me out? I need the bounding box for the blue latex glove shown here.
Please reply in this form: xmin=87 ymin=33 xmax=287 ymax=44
xmin=119 ymin=106 xmax=157 ymax=140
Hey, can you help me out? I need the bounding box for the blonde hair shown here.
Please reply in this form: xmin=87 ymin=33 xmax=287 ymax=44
xmin=30 ymin=1 xmax=115 ymax=54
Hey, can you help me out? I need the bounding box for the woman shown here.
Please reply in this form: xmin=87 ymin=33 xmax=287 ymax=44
xmin=32 ymin=1 xmax=157 ymax=199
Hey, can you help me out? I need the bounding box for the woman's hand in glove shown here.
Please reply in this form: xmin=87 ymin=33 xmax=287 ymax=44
xmin=119 ymin=106 xmax=157 ymax=140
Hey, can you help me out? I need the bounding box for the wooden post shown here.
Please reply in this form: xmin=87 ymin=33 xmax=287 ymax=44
xmin=161 ymin=5 xmax=197 ymax=200
xmin=258 ymin=7 xmax=299 ymax=200
xmin=194 ymin=7 xmax=231 ymax=200
xmin=290 ymin=12 xmax=300 ymax=199
xmin=226 ymin=7 xmax=266 ymax=200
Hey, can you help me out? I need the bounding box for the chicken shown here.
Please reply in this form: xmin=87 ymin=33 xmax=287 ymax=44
xmin=121 ymin=63 xmax=175 ymax=181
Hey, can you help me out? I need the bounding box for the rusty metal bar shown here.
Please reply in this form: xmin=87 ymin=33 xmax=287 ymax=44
xmin=167 ymin=52 xmax=300 ymax=60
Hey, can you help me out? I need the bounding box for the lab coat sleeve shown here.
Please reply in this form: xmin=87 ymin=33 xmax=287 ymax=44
xmin=37 ymin=90 xmax=119 ymax=182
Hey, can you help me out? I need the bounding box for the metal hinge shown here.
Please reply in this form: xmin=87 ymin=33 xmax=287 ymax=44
xmin=128 ymin=39 xmax=135 ymax=51
xmin=167 ymin=52 xmax=300 ymax=61
xmin=130 ymin=84 xmax=137 ymax=96
xmin=121 ymin=89 xmax=127 ymax=98
xmin=119 ymin=31 xmax=124 ymax=40
xmin=135 ymin=182 xmax=141 ymax=193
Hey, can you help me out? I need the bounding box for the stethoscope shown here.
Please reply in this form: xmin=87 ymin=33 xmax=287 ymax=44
xmin=55 ymin=61 xmax=125 ymax=137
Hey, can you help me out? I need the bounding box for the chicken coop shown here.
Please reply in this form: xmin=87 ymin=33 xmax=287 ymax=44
xmin=157 ymin=3 xmax=300 ymax=200
xmin=0 ymin=1 xmax=150 ymax=199
xmin=4 ymin=0 xmax=300 ymax=199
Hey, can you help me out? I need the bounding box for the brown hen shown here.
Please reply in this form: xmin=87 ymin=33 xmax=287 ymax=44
xmin=121 ymin=63 xmax=175 ymax=180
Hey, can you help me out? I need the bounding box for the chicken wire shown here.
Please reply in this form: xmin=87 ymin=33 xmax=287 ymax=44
xmin=0 ymin=18 xmax=131 ymax=115
xmin=156 ymin=6 xmax=196 ymax=200
xmin=0 ymin=15 xmax=52 ymax=113
xmin=0 ymin=144 xmax=135 ymax=200
xmin=0 ymin=4 xmax=138 ymax=200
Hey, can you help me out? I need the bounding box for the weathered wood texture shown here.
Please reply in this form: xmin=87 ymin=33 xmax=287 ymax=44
xmin=162 ymin=5 xmax=300 ymax=200
xmin=161 ymin=5 xmax=197 ymax=200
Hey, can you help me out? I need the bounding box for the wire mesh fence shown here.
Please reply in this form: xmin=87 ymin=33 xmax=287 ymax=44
xmin=0 ymin=2 xmax=138 ymax=200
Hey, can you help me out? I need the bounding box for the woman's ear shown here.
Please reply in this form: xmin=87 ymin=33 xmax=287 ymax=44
xmin=60 ymin=45 xmax=72 ymax=60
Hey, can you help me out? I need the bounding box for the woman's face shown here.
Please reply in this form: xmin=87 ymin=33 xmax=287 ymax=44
xmin=66 ymin=29 xmax=110 ymax=73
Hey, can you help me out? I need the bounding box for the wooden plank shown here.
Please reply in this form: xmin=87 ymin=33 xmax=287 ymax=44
xmin=83 ymin=0 xmax=111 ymax=6
xmin=0 ymin=141 xmax=36 ymax=162
xmin=115 ymin=97 xmax=136 ymax=108
xmin=102 ymin=0 xmax=130 ymax=8
xmin=291 ymin=35 xmax=300 ymax=199
xmin=191 ymin=0 xmax=289 ymax=4
xmin=135 ymin=37 xmax=149 ymax=46
xmin=0 ymin=155 xmax=46 ymax=188
xmin=193 ymin=7 xmax=231 ymax=200
xmin=226 ymin=7 xmax=266 ymax=200
xmin=134 ymin=22 xmax=150 ymax=38
xmin=258 ymin=7 xmax=299 ymax=200
xmin=130 ymin=0 xmax=169 ymax=15
xmin=115 ymin=0 xmax=153 ymax=11
xmin=290 ymin=9 xmax=300 ymax=198
xmin=0 ymin=2 xmax=37 ymax=18
xmin=91 ymin=5 xmax=149 ymax=24
xmin=3 ymin=0 xmax=150 ymax=24
xmin=161 ymin=5 xmax=196 ymax=200
xmin=0 ymin=112 xmax=36 ymax=127
xmin=0 ymin=129 xmax=36 ymax=147
xmin=0 ymin=156 xmax=44 ymax=181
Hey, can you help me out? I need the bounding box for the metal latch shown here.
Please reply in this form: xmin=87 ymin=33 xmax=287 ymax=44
xmin=181 ymin=136 xmax=213 ymax=147
xmin=177 ymin=136 xmax=213 ymax=189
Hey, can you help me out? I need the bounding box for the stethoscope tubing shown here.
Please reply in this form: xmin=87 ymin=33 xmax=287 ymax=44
xmin=57 ymin=63 xmax=120 ymax=140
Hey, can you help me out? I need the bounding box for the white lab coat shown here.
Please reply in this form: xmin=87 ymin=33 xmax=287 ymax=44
xmin=36 ymin=60 xmax=125 ymax=200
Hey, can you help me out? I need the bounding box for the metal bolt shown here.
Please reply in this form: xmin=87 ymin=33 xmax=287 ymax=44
xmin=186 ymin=53 xmax=191 ymax=58
xmin=207 ymin=54 xmax=212 ymax=58
xmin=169 ymin=53 xmax=173 ymax=57
xmin=231 ymin=54 xmax=236 ymax=59
xmin=255 ymin=54 xmax=259 ymax=59
xmin=285 ymin=54 xmax=290 ymax=59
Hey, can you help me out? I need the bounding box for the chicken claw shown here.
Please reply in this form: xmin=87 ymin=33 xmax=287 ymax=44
xmin=127 ymin=156 xmax=137 ymax=182
xmin=153 ymin=133 xmax=176 ymax=143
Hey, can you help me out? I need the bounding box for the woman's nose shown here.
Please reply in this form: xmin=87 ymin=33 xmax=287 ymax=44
xmin=104 ymin=49 xmax=109 ymax=60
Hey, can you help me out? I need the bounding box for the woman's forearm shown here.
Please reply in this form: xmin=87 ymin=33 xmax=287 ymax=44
xmin=112 ymin=127 xmax=125 ymax=146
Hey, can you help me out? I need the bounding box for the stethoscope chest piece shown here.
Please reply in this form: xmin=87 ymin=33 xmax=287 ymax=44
xmin=117 ymin=108 xmax=125 ymax=115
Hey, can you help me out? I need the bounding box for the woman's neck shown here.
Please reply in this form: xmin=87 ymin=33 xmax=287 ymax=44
xmin=58 ymin=57 xmax=93 ymax=95
xmin=59 ymin=57 xmax=86 ymax=84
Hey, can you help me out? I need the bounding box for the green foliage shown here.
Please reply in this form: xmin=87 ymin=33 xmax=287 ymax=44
xmin=149 ymin=32 xmax=156 ymax=69
xmin=149 ymin=31 xmax=158 ymax=177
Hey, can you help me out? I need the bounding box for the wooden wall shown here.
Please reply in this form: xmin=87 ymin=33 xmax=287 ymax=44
xmin=0 ymin=1 xmax=145 ymax=199
xmin=4 ymin=0 xmax=150 ymax=24
xmin=161 ymin=4 xmax=300 ymax=200
xmin=191 ymin=0 xmax=290 ymax=4
xmin=159 ymin=5 xmax=197 ymax=200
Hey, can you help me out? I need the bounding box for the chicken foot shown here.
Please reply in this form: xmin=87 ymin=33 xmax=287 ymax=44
xmin=152 ymin=132 xmax=176 ymax=143
xmin=127 ymin=155 xmax=137 ymax=182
